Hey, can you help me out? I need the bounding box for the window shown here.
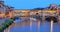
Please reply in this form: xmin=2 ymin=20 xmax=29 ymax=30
xmin=57 ymin=7 xmax=60 ymax=10
xmin=20 ymin=12 xmax=25 ymax=16
xmin=29 ymin=12 xmax=35 ymax=15
xmin=0 ymin=4 xmax=2 ymax=8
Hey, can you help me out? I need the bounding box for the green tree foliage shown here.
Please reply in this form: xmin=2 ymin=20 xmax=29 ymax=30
xmin=0 ymin=19 xmax=14 ymax=32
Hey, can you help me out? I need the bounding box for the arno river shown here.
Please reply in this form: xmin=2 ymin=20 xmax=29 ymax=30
xmin=2 ymin=17 xmax=60 ymax=32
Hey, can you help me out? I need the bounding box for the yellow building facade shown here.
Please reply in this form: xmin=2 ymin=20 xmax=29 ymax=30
xmin=13 ymin=10 xmax=57 ymax=17
xmin=0 ymin=9 xmax=57 ymax=18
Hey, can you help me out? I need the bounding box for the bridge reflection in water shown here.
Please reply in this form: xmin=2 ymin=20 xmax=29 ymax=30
xmin=5 ymin=17 xmax=60 ymax=32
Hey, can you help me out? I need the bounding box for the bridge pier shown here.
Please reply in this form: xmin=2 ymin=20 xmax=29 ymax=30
xmin=42 ymin=16 xmax=46 ymax=23
xmin=58 ymin=16 xmax=60 ymax=24
xmin=42 ymin=12 xmax=46 ymax=24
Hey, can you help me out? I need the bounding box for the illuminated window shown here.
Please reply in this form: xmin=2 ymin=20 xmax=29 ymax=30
xmin=20 ymin=12 xmax=25 ymax=16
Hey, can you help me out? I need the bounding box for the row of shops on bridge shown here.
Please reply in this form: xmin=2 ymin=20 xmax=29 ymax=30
xmin=13 ymin=10 xmax=57 ymax=17
xmin=10 ymin=4 xmax=60 ymax=17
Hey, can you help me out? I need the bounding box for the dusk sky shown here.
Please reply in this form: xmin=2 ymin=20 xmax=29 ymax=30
xmin=4 ymin=0 xmax=60 ymax=9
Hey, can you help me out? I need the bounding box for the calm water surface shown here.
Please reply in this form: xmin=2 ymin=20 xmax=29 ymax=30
xmin=10 ymin=18 xmax=60 ymax=32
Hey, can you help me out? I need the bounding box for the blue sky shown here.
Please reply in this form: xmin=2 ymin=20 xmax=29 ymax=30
xmin=3 ymin=0 xmax=60 ymax=9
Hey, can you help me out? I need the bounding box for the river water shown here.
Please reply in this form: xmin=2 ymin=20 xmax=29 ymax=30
xmin=9 ymin=17 xmax=60 ymax=32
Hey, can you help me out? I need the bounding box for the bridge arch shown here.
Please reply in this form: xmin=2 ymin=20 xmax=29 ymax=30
xmin=45 ymin=16 xmax=58 ymax=23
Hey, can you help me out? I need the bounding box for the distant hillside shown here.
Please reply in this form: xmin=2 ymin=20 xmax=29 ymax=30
xmin=32 ymin=8 xmax=45 ymax=10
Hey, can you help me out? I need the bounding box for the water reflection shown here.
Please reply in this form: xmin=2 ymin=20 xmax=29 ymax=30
xmin=9 ymin=17 xmax=60 ymax=32
xmin=14 ymin=18 xmax=24 ymax=23
xmin=38 ymin=21 xmax=40 ymax=32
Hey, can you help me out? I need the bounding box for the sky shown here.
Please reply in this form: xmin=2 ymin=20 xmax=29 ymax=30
xmin=3 ymin=0 xmax=60 ymax=9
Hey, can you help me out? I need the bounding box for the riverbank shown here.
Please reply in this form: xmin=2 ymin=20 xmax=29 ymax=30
xmin=0 ymin=19 xmax=14 ymax=32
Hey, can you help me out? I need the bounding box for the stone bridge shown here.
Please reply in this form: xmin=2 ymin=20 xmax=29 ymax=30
xmin=0 ymin=10 xmax=59 ymax=23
